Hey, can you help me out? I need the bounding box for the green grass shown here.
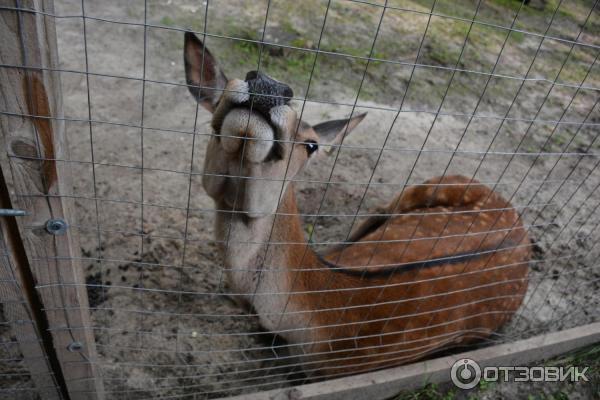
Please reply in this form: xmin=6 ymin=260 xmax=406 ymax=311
xmin=544 ymin=0 xmax=579 ymax=19
xmin=489 ymin=0 xmax=533 ymax=13
xmin=160 ymin=16 xmax=176 ymax=27
xmin=155 ymin=0 xmax=600 ymax=113
xmin=393 ymin=383 xmax=457 ymax=400
xmin=546 ymin=343 xmax=600 ymax=379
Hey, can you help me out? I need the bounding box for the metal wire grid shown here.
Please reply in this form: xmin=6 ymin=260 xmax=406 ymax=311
xmin=1 ymin=0 xmax=600 ymax=398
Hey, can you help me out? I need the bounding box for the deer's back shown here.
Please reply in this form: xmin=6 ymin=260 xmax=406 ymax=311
xmin=300 ymin=181 xmax=530 ymax=375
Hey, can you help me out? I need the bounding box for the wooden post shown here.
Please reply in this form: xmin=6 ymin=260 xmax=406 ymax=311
xmin=0 ymin=1 xmax=105 ymax=399
xmin=0 ymin=213 xmax=62 ymax=399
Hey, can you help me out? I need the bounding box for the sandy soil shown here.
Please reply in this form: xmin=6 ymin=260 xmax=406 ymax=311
xmin=4 ymin=0 xmax=600 ymax=399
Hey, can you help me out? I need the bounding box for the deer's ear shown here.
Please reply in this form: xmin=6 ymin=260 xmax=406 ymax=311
xmin=313 ymin=112 xmax=367 ymax=148
xmin=184 ymin=32 xmax=228 ymax=113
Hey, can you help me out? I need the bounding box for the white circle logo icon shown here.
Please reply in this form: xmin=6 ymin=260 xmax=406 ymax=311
xmin=450 ymin=358 xmax=481 ymax=389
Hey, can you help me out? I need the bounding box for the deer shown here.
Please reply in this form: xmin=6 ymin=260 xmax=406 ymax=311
xmin=183 ymin=32 xmax=530 ymax=378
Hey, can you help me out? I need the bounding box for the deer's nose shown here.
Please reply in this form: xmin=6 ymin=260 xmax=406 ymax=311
xmin=244 ymin=70 xmax=263 ymax=81
xmin=242 ymin=71 xmax=293 ymax=116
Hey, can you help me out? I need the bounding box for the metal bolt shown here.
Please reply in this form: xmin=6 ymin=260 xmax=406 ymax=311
xmin=0 ymin=208 xmax=26 ymax=217
xmin=45 ymin=218 xmax=68 ymax=235
xmin=67 ymin=342 xmax=83 ymax=352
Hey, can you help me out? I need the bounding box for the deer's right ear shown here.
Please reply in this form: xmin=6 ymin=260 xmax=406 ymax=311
xmin=184 ymin=32 xmax=228 ymax=113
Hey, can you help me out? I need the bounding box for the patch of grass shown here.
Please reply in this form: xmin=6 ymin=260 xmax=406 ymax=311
xmin=281 ymin=19 xmax=300 ymax=36
xmin=477 ymin=376 xmax=496 ymax=392
xmin=279 ymin=52 xmax=316 ymax=75
xmin=558 ymin=62 xmax=592 ymax=85
xmin=290 ymin=37 xmax=313 ymax=49
xmin=527 ymin=390 xmax=580 ymax=400
xmin=544 ymin=0 xmax=578 ymax=20
xmin=158 ymin=0 xmax=600 ymax=111
xmin=426 ymin=44 xmax=461 ymax=66
xmin=489 ymin=0 xmax=530 ymax=13
xmin=429 ymin=0 xmax=479 ymax=19
xmin=488 ymin=0 xmax=572 ymax=18
xmin=508 ymin=29 xmax=526 ymax=43
xmin=160 ymin=16 xmax=176 ymax=27
xmin=319 ymin=41 xmax=379 ymax=59
xmin=418 ymin=23 xmax=462 ymax=67
xmin=226 ymin=38 xmax=321 ymax=91
xmin=330 ymin=1 xmax=377 ymax=25
xmin=549 ymin=132 xmax=568 ymax=148
xmin=546 ymin=343 xmax=600 ymax=377
xmin=393 ymin=383 xmax=457 ymax=400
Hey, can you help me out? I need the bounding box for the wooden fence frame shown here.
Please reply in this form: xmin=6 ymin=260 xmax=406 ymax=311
xmin=0 ymin=1 xmax=104 ymax=399
xmin=0 ymin=1 xmax=599 ymax=400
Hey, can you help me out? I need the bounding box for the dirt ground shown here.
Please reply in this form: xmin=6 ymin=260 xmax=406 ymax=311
xmin=3 ymin=0 xmax=600 ymax=399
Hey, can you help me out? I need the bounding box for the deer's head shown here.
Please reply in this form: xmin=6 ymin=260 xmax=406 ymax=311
xmin=184 ymin=32 xmax=365 ymax=218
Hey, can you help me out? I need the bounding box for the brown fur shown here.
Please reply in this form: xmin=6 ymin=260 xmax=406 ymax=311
xmin=275 ymin=176 xmax=529 ymax=376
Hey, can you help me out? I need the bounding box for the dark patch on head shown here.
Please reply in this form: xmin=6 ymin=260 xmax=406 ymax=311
xmin=263 ymin=141 xmax=284 ymax=162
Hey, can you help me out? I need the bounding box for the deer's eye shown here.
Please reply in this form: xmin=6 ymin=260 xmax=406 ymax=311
xmin=304 ymin=140 xmax=318 ymax=155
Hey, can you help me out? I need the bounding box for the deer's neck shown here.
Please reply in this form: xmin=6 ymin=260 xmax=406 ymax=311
xmin=215 ymin=184 xmax=320 ymax=335
xmin=215 ymin=183 xmax=318 ymax=297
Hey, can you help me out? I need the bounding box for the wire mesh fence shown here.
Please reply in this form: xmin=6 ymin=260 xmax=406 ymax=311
xmin=1 ymin=0 xmax=600 ymax=398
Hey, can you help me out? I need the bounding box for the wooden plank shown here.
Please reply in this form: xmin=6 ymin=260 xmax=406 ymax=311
xmin=0 ymin=214 xmax=61 ymax=399
xmin=225 ymin=322 xmax=600 ymax=400
xmin=0 ymin=1 xmax=105 ymax=399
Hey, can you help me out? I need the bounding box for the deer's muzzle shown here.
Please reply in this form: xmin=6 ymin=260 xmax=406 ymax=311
xmin=220 ymin=108 xmax=275 ymax=163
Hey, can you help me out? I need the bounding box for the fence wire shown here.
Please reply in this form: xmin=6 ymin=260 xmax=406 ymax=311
xmin=2 ymin=0 xmax=600 ymax=399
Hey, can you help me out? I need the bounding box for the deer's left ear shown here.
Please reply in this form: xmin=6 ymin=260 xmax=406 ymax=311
xmin=184 ymin=32 xmax=228 ymax=113
xmin=312 ymin=113 xmax=367 ymax=148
